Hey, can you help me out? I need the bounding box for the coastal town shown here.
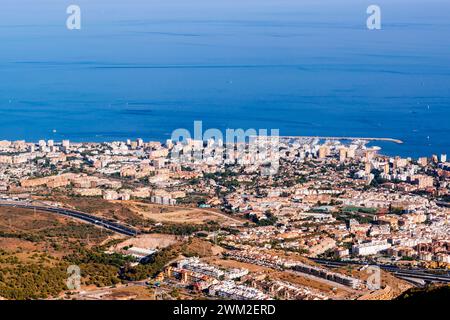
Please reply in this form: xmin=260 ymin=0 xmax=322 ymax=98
xmin=0 ymin=136 xmax=448 ymax=300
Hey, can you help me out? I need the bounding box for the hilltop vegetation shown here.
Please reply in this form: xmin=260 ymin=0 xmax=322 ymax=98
xmin=0 ymin=207 xmax=118 ymax=299
xmin=396 ymin=285 xmax=450 ymax=301
xmin=0 ymin=256 xmax=67 ymax=300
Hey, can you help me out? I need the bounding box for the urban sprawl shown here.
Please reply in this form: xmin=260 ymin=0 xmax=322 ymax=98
xmin=0 ymin=136 xmax=448 ymax=300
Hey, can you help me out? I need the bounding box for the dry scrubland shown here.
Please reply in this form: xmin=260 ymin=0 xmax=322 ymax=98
xmin=0 ymin=203 xmax=224 ymax=300
xmin=42 ymin=196 xmax=241 ymax=229
xmin=124 ymin=201 xmax=235 ymax=225
xmin=0 ymin=198 xmax=415 ymax=300
xmin=0 ymin=206 xmax=118 ymax=299
xmin=110 ymin=234 xmax=179 ymax=252
xmin=0 ymin=206 xmax=114 ymax=255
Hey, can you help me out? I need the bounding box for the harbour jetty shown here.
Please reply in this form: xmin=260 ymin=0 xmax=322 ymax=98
xmin=280 ymin=136 xmax=403 ymax=144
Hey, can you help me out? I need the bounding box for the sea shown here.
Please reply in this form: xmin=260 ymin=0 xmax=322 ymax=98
xmin=0 ymin=0 xmax=449 ymax=158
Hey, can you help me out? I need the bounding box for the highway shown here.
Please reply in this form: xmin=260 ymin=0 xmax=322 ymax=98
xmin=436 ymin=201 xmax=450 ymax=208
xmin=311 ymin=258 xmax=450 ymax=284
xmin=0 ymin=200 xmax=139 ymax=237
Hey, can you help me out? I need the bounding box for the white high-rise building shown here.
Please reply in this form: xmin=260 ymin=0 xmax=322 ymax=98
xmin=352 ymin=240 xmax=391 ymax=256
xmin=62 ymin=140 xmax=70 ymax=148
xmin=339 ymin=147 xmax=347 ymax=162
xmin=441 ymin=154 xmax=447 ymax=163
xmin=165 ymin=139 xmax=174 ymax=149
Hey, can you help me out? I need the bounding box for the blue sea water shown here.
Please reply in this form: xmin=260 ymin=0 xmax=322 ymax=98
xmin=0 ymin=0 xmax=449 ymax=157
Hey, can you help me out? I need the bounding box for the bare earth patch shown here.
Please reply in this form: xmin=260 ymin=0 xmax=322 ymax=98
xmin=124 ymin=201 xmax=233 ymax=225
xmin=110 ymin=233 xmax=180 ymax=252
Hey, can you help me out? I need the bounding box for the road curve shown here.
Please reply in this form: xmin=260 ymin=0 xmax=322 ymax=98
xmin=0 ymin=200 xmax=139 ymax=237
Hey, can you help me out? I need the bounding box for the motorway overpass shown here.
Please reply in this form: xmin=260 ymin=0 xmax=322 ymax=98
xmin=436 ymin=201 xmax=450 ymax=208
xmin=312 ymin=258 xmax=450 ymax=285
xmin=0 ymin=200 xmax=139 ymax=237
